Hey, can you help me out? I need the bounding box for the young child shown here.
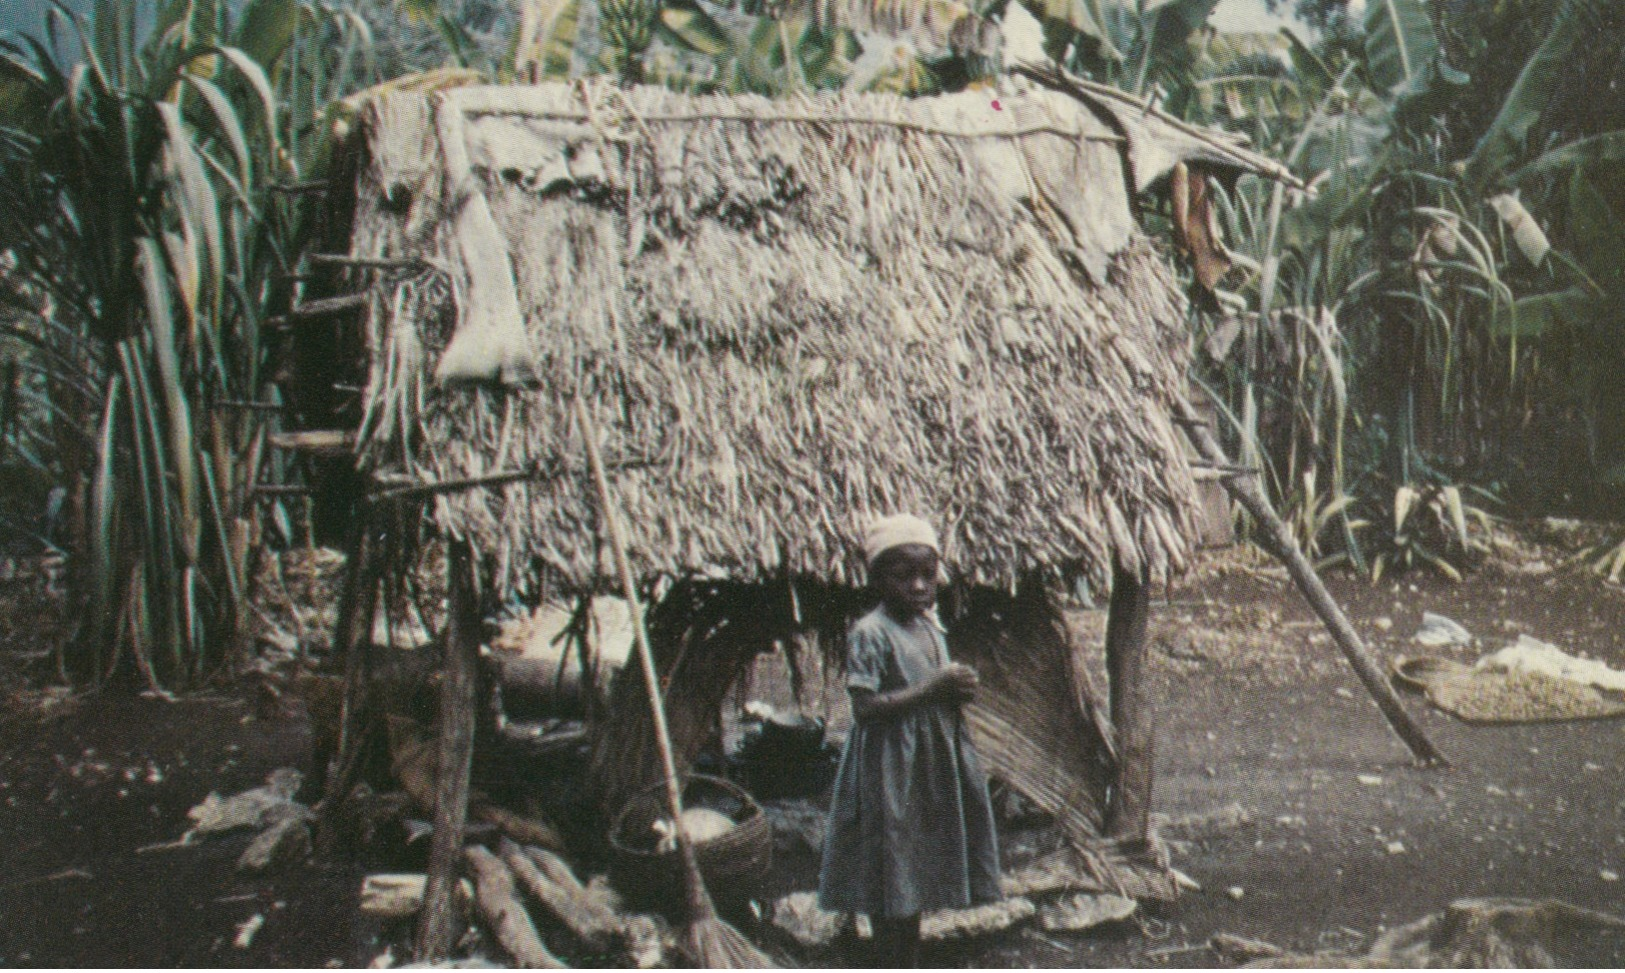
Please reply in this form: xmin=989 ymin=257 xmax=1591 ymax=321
xmin=818 ymin=514 xmax=1002 ymax=967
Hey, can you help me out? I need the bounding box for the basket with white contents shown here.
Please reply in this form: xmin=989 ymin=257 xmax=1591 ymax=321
xmin=608 ymin=773 xmax=772 ymax=909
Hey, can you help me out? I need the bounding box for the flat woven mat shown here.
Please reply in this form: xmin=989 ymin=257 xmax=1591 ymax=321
xmin=1393 ymin=655 xmax=1625 ymax=724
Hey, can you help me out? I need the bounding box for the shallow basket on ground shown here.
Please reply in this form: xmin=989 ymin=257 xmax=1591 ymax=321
xmin=608 ymin=773 xmax=772 ymax=909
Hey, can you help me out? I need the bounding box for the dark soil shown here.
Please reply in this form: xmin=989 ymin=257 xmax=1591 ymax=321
xmin=3 ymin=523 xmax=1625 ymax=967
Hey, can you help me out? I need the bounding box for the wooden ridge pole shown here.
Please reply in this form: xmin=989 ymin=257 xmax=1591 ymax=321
xmin=1176 ymin=398 xmax=1448 ymax=767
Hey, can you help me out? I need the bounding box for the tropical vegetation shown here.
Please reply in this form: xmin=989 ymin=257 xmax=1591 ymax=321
xmin=2 ymin=0 xmax=1623 ymax=689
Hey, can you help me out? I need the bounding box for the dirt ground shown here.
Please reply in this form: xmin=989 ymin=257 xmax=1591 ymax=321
xmin=4 ymin=521 xmax=1625 ymax=967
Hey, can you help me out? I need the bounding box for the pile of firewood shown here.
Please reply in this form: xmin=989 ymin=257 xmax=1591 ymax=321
xmin=362 ymin=838 xmax=670 ymax=968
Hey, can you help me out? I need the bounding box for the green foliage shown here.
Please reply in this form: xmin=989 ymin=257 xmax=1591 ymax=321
xmin=0 ymin=0 xmax=370 ymax=689
xmin=1174 ymin=0 xmax=1625 ymax=581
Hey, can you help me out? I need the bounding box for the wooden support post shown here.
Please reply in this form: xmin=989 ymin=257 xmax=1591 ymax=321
xmin=319 ymin=520 xmax=382 ymax=814
xmin=1176 ymin=399 xmax=1448 ymax=767
xmin=1104 ymin=559 xmax=1154 ymax=845
xmin=415 ymin=540 xmax=483 ymax=963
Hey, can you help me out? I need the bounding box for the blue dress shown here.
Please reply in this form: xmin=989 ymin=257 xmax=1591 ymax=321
xmin=818 ymin=606 xmax=1002 ymax=918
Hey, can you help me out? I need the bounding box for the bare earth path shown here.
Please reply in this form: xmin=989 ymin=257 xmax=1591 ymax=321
xmin=3 ymin=525 xmax=1624 ymax=966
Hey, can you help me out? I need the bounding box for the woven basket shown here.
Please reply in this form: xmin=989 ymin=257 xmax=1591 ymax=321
xmin=608 ymin=773 xmax=772 ymax=908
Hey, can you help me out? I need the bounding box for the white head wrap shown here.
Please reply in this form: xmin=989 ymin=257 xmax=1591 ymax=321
xmin=863 ymin=514 xmax=940 ymax=568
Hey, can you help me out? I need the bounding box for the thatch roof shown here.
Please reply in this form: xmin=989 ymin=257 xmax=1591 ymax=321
xmin=341 ymin=77 xmax=1282 ymax=601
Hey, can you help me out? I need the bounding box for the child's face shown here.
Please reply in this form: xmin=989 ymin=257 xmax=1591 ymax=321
xmin=873 ymin=544 xmax=940 ymax=618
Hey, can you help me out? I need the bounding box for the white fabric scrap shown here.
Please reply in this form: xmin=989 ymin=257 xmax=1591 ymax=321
xmin=1478 ymin=635 xmax=1625 ymax=693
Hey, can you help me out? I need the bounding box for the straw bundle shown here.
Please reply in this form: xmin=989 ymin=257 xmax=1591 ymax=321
xmin=345 ymin=80 xmax=1211 ymax=605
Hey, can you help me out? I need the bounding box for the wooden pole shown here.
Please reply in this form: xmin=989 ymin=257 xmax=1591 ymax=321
xmin=575 ymin=399 xmax=729 ymax=930
xmin=1176 ymin=399 xmax=1448 ymax=767
xmin=1104 ymin=559 xmax=1155 ymax=845
xmin=414 ymin=539 xmax=483 ymax=962
xmin=319 ymin=518 xmax=382 ymax=814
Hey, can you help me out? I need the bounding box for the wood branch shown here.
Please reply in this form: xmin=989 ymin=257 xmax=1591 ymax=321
xmin=265 ymin=293 xmax=370 ymax=330
xmin=214 ymin=400 xmax=291 ymax=412
xmin=252 ymin=484 xmax=313 ymax=497
xmin=1175 ymin=398 xmax=1448 ymax=767
xmin=268 ymin=180 xmax=329 ymax=194
xmin=370 ymin=456 xmax=657 ymax=502
xmin=267 ymin=430 xmax=355 ymax=456
xmin=371 ymin=466 xmax=554 ymax=502
xmin=1104 ymin=560 xmax=1154 ymax=845
xmin=448 ymin=87 xmax=1125 ymax=143
xmin=291 ymin=292 xmax=371 ymax=319
xmin=307 ymin=253 xmax=428 ymax=270
xmin=472 ymin=804 xmax=566 ymax=852
xmin=463 ymin=845 xmax=565 ymax=968
xmin=414 ymin=541 xmax=484 ymax=962
xmin=501 ymin=839 xmax=621 ymax=951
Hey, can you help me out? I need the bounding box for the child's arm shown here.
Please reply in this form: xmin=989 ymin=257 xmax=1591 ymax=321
xmin=851 ymin=662 xmax=978 ymax=722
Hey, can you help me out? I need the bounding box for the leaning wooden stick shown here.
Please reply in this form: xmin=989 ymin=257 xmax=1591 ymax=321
xmin=575 ymin=398 xmax=771 ymax=968
xmin=1176 ymin=397 xmax=1448 ymax=767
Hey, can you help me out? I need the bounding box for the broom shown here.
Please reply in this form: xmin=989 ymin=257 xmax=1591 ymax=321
xmin=575 ymin=398 xmax=774 ymax=969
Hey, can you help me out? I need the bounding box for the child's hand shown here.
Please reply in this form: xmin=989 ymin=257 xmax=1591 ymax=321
xmin=933 ymin=662 xmax=979 ymax=704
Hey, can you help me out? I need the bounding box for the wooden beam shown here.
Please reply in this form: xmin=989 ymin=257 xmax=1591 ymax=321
xmin=252 ymin=484 xmax=313 ymax=497
xmin=415 ymin=540 xmax=483 ymax=962
xmin=267 ymin=180 xmax=329 ymax=194
xmin=1104 ymin=559 xmax=1154 ymax=845
xmin=318 ymin=522 xmax=382 ymax=815
xmin=306 ymin=253 xmax=427 ymax=270
xmin=267 ymin=429 xmax=355 ymax=456
xmin=265 ymin=293 xmax=371 ymax=330
xmin=290 ymin=292 xmax=371 ymax=319
xmin=1175 ymin=397 xmax=1448 ymax=767
xmin=214 ymin=399 xmax=291 ymax=412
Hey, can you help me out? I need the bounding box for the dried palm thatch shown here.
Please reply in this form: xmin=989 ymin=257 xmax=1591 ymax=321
xmin=945 ymin=582 xmax=1181 ymax=897
xmin=338 ymin=77 xmax=1283 ymax=604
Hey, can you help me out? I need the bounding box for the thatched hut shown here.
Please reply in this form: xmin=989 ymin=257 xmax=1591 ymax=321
xmin=293 ymin=69 xmax=1294 ymax=936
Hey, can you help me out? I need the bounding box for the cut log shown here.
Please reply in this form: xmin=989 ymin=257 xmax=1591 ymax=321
xmin=500 ymin=839 xmax=620 ymax=950
xmin=362 ymin=873 xmax=427 ymax=919
xmin=1175 ymin=398 xmax=1448 ymax=767
xmin=413 ymin=541 xmax=483 ymax=962
xmin=463 ymin=845 xmax=565 ymax=968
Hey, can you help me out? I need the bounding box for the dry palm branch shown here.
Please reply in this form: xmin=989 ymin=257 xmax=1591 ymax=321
xmin=575 ymin=398 xmax=774 ymax=969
